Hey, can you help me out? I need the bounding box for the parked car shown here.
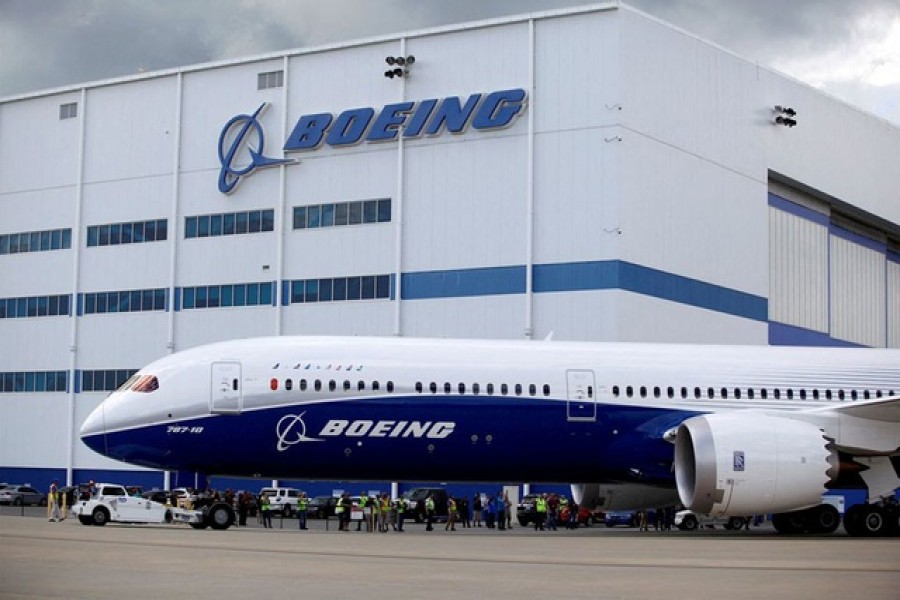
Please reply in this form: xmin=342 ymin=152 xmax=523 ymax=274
xmin=401 ymin=487 xmax=449 ymax=522
xmin=307 ymin=495 xmax=338 ymax=519
xmin=604 ymin=510 xmax=636 ymax=527
xmin=559 ymin=504 xmax=594 ymax=526
xmin=516 ymin=493 xmax=540 ymax=526
xmin=259 ymin=487 xmax=304 ymax=517
xmin=674 ymin=510 xmax=746 ymax=531
xmin=0 ymin=485 xmax=47 ymax=506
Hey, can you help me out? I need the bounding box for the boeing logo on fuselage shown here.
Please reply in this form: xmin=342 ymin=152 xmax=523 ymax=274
xmin=276 ymin=415 xmax=456 ymax=452
xmin=218 ymin=88 xmax=527 ymax=194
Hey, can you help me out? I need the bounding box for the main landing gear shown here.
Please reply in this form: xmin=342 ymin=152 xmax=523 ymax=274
xmin=773 ymin=500 xmax=899 ymax=537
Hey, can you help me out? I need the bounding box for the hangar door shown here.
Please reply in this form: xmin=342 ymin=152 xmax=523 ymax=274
xmin=211 ymin=361 xmax=242 ymax=414
xmin=566 ymin=369 xmax=596 ymax=421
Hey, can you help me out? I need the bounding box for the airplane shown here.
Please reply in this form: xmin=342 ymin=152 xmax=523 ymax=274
xmin=80 ymin=335 xmax=900 ymax=536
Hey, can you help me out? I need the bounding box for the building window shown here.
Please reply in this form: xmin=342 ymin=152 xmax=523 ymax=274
xmin=0 ymin=228 xmax=72 ymax=255
xmin=87 ymin=219 xmax=166 ymax=247
xmin=0 ymin=294 xmax=70 ymax=319
xmin=294 ymin=199 xmax=391 ymax=230
xmin=185 ymin=210 xmax=273 ymax=239
xmin=81 ymin=369 xmax=137 ymax=392
xmin=257 ymin=70 xmax=284 ymax=90
xmin=59 ymin=102 xmax=77 ymax=120
xmin=82 ymin=288 xmax=166 ymax=314
xmin=288 ymin=274 xmax=391 ymax=304
xmin=181 ymin=282 xmax=274 ymax=310
xmin=0 ymin=370 xmax=68 ymax=393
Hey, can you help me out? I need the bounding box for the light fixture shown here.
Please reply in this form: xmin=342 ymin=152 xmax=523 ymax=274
xmin=773 ymin=105 xmax=798 ymax=127
xmin=384 ymin=55 xmax=415 ymax=78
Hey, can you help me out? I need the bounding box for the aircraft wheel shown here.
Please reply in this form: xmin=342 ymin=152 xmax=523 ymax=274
xmin=91 ymin=507 xmax=109 ymax=526
xmin=681 ymin=515 xmax=698 ymax=531
xmin=772 ymin=512 xmax=805 ymax=534
xmin=844 ymin=504 xmax=886 ymax=537
xmin=883 ymin=505 xmax=900 ymax=536
xmin=862 ymin=506 xmax=887 ymax=536
xmin=808 ymin=504 xmax=840 ymax=534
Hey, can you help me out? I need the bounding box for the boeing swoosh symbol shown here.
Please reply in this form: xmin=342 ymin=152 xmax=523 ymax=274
xmin=276 ymin=412 xmax=324 ymax=452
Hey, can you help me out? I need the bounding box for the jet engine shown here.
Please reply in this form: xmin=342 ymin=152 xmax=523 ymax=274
xmin=674 ymin=413 xmax=836 ymax=516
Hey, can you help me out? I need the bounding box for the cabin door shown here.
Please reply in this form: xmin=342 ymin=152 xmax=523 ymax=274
xmin=210 ymin=361 xmax=242 ymax=414
xmin=566 ymin=369 xmax=596 ymax=421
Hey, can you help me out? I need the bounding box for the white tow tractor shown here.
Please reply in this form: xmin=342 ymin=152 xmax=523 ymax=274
xmin=71 ymin=483 xmax=234 ymax=530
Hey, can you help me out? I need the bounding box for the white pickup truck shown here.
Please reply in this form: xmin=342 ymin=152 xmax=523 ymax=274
xmin=71 ymin=483 xmax=234 ymax=530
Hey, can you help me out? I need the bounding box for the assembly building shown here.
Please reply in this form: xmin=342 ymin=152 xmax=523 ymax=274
xmin=1 ymin=3 xmax=898 ymax=492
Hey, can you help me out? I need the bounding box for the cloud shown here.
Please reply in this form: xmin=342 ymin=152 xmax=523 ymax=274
xmin=0 ymin=0 xmax=897 ymax=124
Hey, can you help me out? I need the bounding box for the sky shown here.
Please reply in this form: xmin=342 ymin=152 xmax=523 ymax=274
xmin=1 ymin=0 xmax=898 ymax=125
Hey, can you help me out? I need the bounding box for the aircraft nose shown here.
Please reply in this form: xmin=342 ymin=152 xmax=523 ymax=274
xmin=80 ymin=403 xmax=107 ymax=456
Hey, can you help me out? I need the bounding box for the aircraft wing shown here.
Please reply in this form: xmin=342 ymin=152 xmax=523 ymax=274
xmin=797 ymin=396 xmax=900 ymax=456
xmin=829 ymin=395 xmax=900 ymax=423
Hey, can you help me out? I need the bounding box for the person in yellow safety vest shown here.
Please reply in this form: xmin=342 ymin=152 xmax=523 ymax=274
xmin=334 ymin=494 xmax=345 ymax=530
xmin=48 ymin=481 xmax=61 ymax=522
xmin=445 ymin=497 xmax=457 ymax=531
xmin=260 ymin=492 xmax=272 ymax=528
xmin=357 ymin=493 xmax=368 ymax=531
xmin=534 ymin=494 xmax=548 ymax=531
xmin=297 ymin=492 xmax=308 ymax=530
xmin=425 ymin=494 xmax=435 ymax=531
xmin=394 ymin=497 xmax=406 ymax=532
xmin=379 ymin=493 xmax=390 ymax=532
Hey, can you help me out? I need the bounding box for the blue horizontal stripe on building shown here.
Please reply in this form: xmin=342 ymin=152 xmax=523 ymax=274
xmin=401 ymin=260 xmax=768 ymax=322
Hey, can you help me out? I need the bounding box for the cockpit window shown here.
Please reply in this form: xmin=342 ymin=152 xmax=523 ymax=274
xmin=132 ymin=375 xmax=159 ymax=392
xmin=116 ymin=374 xmax=142 ymax=392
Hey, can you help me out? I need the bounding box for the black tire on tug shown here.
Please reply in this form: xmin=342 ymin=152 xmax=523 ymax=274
xmin=208 ymin=502 xmax=235 ymax=530
xmin=78 ymin=515 xmax=93 ymax=526
xmin=681 ymin=515 xmax=698 ymax=531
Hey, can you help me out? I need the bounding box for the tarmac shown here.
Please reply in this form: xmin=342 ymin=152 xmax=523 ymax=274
xmin=1 ymin=507 xmax=899 ymax=600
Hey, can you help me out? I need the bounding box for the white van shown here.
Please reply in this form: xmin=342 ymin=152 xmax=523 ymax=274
xmin=259 ymin=487 xmax=303 ymax=517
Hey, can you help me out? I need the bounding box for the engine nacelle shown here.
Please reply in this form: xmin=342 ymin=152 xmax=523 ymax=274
xmin=674 ymin=413 xmax=835 ymax=516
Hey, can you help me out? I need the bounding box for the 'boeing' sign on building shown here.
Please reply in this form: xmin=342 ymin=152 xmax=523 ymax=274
xmin=218 ymin=88 xmax=527 ymax=194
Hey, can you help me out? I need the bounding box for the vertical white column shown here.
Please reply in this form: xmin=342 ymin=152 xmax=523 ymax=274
xmin=524 ymin=19 xmax=536 ymax=341
xmin=392 ymin=38 xmax=408 ymax=337
xmin=164 ymin=71 xmax=185 ymax=492
xmin=65 ymin=87 xmax=88 ymax=487
xmin=275 ymin=56 xmax=290 ymax=336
